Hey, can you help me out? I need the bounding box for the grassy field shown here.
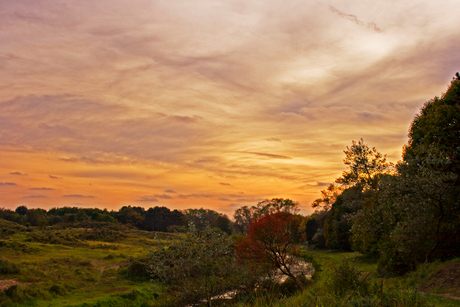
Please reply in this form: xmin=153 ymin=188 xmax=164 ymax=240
xmin=2 ymin=218 xmax=460 ymax=307
xmin=0 ymin=219 xmax=181 ymax=307
xmin=265 ymin=250 xmax=460 ymax=307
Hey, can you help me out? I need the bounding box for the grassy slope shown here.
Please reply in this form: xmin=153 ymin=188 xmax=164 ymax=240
xmin=3 ymin=218 xmax=460 ymax=307
xmin=0 ymin=220 xmax=180 ymax=307
xmin=278 ymin=250 xmax=460 ymax=307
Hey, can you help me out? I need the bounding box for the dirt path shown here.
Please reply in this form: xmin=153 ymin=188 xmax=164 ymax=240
xmin=0 ymin=279 xmax=31 ymax=290
xmin=422 ymin=292 xmax=460 ymax=301
xmin=419 ymin=262 xmax=460 ymax=301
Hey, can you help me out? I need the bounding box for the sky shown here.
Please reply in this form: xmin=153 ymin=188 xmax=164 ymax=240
xmin=1 ymin=0 xmax=459 ymax=216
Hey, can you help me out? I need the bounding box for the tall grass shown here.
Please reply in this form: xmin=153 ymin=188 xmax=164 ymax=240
xmin=231 ymin=251 xmax=449 ymax=307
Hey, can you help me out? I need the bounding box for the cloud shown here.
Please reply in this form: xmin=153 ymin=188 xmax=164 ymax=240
xmin=357 ymin=111 xmax=384 ymax=122
xmin=23 ymin=195 xmax=47 ymax=198
xmin=244 ymin=152 xmax=293 ymax=160
xmin=154 ymin=194 xmax=173 ymax=199
xmin=329 ymin=6 xmax=383 ymax=33
xmin=10 ymin=172 xmax=26 ymax=175
xmin=316 ymin=182 xmax=331 ymax=187
xmin=63 ymin=194 xmax=95 ymax=198
xmin=228 ymin=193 xmax=245 ymax=197
xmin=0 ymin=95 xmax=216 ymax=164
xmin=137 ymin=196 xmax=159 ymax=202
xmin=219 ymin=183 xmax=232 ymax=186
xmin=0 ymin=0 xmax=459 ymax=213
xmin=29 ymin=187 xmax=54 ymax=190
xmin=178 ymin=194 xmax=214 ymax=199
xmin=71 ymin=170 xmax=144 ymax=180
xmin=59 ymin=157 xmax=107 ymax=164
xmin=0 ymin=182 xmax=16 ymax=186
xmin=164 ymin=189 xmax=176 ymax=193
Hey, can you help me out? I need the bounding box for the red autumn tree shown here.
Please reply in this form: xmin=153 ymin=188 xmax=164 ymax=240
xmin=235 ymin=212 xmax=305 ymax=287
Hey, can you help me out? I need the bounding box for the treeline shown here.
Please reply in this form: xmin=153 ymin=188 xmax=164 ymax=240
xmin=304 ymin=76 xmax=460 ymax=275
xmin=0 ymin=205 xmax=232 ymax=234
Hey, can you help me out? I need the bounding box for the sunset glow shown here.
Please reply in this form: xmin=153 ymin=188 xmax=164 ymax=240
xmin=1 ymin=0 xmax=459 ymax=215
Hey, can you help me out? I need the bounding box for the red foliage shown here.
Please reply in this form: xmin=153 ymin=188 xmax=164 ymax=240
xmin=235 ymin=212 xmax=302 ymax=273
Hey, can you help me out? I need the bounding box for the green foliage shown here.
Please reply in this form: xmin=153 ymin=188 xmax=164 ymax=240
xmin=308 ymin=78 xmax=460 ymax=276
xmin=142 ymin=206 xmax=184 ymax=232
xmin=0 ymin=221 xmax=165 ymax=307
xmin=336 ymin=138 xmax=393 ymax=189
xmin=49 ymin=284 xmax=67 ymax=295
xmin=0 ymin=219 xmax=27 ymax=239
xmin=150 ymin=223 xmax=247 ymax=306
xmin=0 ymin=259 xmax=20 ymax=274
xmin=327 ymin=258 xmax=370 ymax=295
xmin=15 ymin=206 xmax=28 ymax=216
xmin=125 ymin=258 xmax=153 ymax=281
xmin=182 ymin=208 xmax=232 ymax=234
xmin=405 ymin=78 xmax=460 ymax=176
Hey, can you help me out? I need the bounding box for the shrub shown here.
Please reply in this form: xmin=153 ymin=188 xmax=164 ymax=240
xmin=49 ymin=284 xmax=67 ymax=295
xmin=125 ymin=259 xmax=152 ymax=281
xmin=0 ymin=259 xmax=20 ymax=274
xmin=328 ymin=258 xmax=370 ymax=296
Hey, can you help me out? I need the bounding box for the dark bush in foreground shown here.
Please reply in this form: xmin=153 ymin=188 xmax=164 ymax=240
xmin=0 ymin=259 xmax=20 ymax=274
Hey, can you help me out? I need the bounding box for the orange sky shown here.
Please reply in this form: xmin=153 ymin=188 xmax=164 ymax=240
xmin=1 ymin=0 xmax=460 ymax=216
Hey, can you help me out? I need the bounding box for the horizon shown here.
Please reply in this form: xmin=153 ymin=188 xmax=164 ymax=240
xmin=1 ymin=0 xmax=460 ymax=216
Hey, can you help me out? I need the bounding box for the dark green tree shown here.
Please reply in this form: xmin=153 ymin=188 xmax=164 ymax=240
xmin=182 ymin=208 xmax=232 ymax=234
xmin=15 ymin=206 xmax=28 ymax=216
xmin=404 ymin=77 xmax=460 ymax=177
xmin=321 ymin=140 xmax=392 ymax=250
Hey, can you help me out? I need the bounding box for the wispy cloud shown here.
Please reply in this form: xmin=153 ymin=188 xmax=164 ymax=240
xmin=63 ymin=194 xmax=95 ymax=198
xmin=244 ymin=152 xmax=293 ymax=160
xmin=155 ymin=194 xmax=173 ymax=199
xmin=0 ymin=0 xmax=459 ymax=213
xmin=178 ymin=194 xmax=214 ymax=199
xmin=10 ymin=172 xmax=26 ymax=175
xmin=23 ymin=195 xmax=47 ymax=198
xmin=329 ymin=6 xmax=383 ymax=33
xmin=137 ymin=196 xmax=159 ymax=202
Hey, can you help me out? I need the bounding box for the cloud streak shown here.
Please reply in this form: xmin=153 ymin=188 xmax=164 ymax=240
xmin=0 ymin=0 xmax=459 ymax=214
xmin=329 ymin=6 xmax=383 ymax=33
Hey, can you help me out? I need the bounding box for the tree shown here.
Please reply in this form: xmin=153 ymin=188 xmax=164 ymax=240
xmin=182 ymin=208 xmax=232 ymax=234
xmin=15 ymin=206 xmax=28 ymax=216
xmin=404 ymin=77 xmax=460 ymax=177
xmin=316 ymin=140 xmax=392 ymax=251
xmin=387 ymin=76 xmax=460 ymax=267
xmin=349 ymin=76 xmax=460 ymax=275
xmin=235 ymin=212 xmax=306 ymax=288
xmin=336 ymin=138 xmax=392 ymax=190
xmin=150 ymin=224 xmax=246 ymax=306
xmin=323 ymin=186 xmax=366 ymax=251
xmin=116 ymin=206 xmax=145 ymax=228
xmin=233 ymin=198 xmax=300 ymax=234
xmin=311 ymin=184 xmax=341 ymax=212
xmin=26 ymin=209 xmax=48 ymax=227
xmin=142 ymin=206 xmax=184 ymax=232
xmin=233 ymin=206 xmax=257 ymax=234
